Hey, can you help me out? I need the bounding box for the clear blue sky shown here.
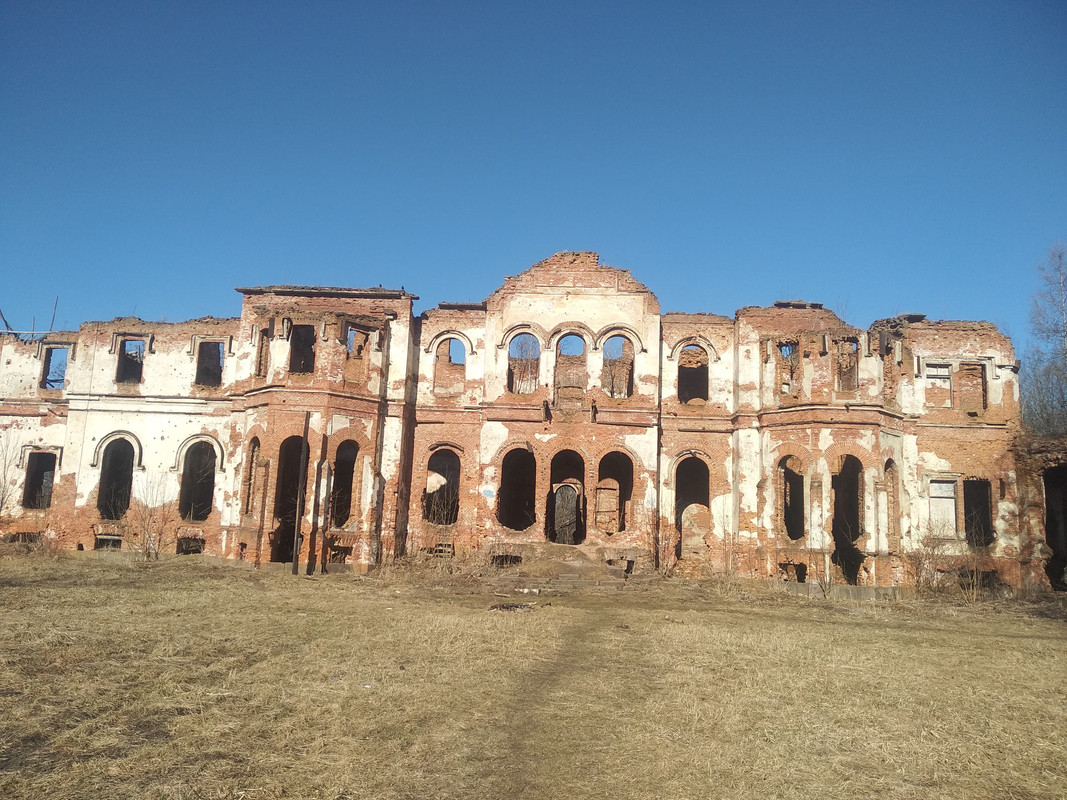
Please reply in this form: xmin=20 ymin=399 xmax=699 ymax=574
xmin=2 ymin=1 xmax=1065 ymax=353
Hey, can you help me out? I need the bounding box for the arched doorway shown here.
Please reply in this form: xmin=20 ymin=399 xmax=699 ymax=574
xmin=831 ymin=455 xmax=865 ymax=584
xmin=548 ymin=450 xmax=585 ymax=544
xmin=675 ymin=456 xmax=710 ymax=559
xmin=272 ymin=435 xmax=308 ymax=562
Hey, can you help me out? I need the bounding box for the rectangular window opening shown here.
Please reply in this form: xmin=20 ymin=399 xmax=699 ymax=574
xmin=195 ymin=341 xmax=224 ymax=387
xmin=116 ymin=339 xmax=145 ymax=383
xmin=289 ymin=325 xmax=316 ymax=374
xmin=40 ymin=347 xmax=69 ymax=390
xmin=22 ymin=452 xmax=57 ymax=509
xmin=928 ymin=480 xmax=957 ymax=537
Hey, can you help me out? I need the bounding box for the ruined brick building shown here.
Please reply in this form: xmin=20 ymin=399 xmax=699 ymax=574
xmin=0 ymin=252 xmax=1059 ymax=587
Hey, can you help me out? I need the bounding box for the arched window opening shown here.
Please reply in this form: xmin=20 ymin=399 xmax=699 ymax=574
xmin=497 ymin=449 xmax=537 ymax=530
xmin=602 ymin=336 xmax=634 ymax=399
xmin=1043 ymin=465 xmax=1067 ymax=591
xmin=272 ymin=435 xmax=309 ymax=562
xmin=596 ymin=451 xmax=634 ymax=533
xmin=243 ymin=438 xmax=261 ymax=516
xmin=255 ymin=328 xmax=271 ymax=377
xmin=507 ymin=333 xmax=540 ymax=394
xmin=424 ymin=449 xmax=460 ymax=525
xmin=831 ymin=455 xmax=864 ymax=584
xmin=778 ymin=456 xmax=805 ymax=540
xmin=675 ymin=457 xmax=710 ymax=559
xmin=331 ymin=440 xmax=359 ymax=528
xmin=433 ymin=338 xmax=466 ymax=395
xmin=548 ymin=449 xmax=585 ymax=544
xmin=178 ymin=441 xmax=217 ymax=522
xmin=98 ymin=438 xmax=135 ymax=520
xmin=555 ymin=335 xmax=587 ymax=407
xmin=678 ymin=345 xmax=709 ymax=404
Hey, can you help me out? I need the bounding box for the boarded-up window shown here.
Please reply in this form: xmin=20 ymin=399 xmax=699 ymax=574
xmin=929 ymin=480 xmax=957 ymax=536
xmin=956 ymin=363 xmax=987 ymax=413
xmin=926 ymin=363 xmax=952 ymax=408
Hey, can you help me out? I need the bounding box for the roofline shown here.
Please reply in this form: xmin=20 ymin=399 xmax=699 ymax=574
xmin=236 ymin=285 xmax=418 ymax=300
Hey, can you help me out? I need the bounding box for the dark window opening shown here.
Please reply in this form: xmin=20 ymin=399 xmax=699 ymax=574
xmin=491 ymin=554 xmax=523 ymax=567
xmin=178 ymin=442 xmax=216 ymax=522
xmin=548 ymin=450 xmax=585 ymax=544
xmin=116 ymin=339 xmax=145 ymax=384
xmin=837 ymin=339 xmax=859 ymax=392
xmin=424 ymin=449 xmax=460 ymax=526
xmin=507 ymin=333 xmax=541 ymax=395
xmin=22 ymin=452 xmax=57 ymax=509
xmin=602 ymin=336 xmax=634 ymax=399
xmin=675 ymin=456 xmax=710 ymax=559
xmin=678 ymin=345 xmax=709 ymax=404
xmin=433 ymin=338 xmax=466 ymax=395
xmin=963 ymin=478 xmax=994 ymax=548
xmin=778 ymin=456 xmax=804 ymax=540
xmin=177 ymin=537 xmax=205 ymax=555
xmin=243 ymin=438 xmax=260 ymax=516
xmin=778 ymin=561 xmax=808 ymax=583
xmin=497 ymin=449 xmax=537 ymax=530
xmin=40 ymin=347 xmax=68 ymax=390
xmin=831 ymin=455 xmax=864 ymax=584
xmin=98 ymin=439 xmax=135 ymax=520
xmin=288 ymin=325 xmax=316 ymax=374
xmin=1044 ymin=465 xmax=1067 ymax=590
xmin=93 ymin=534 xmax=122 ymax=550
xmin=554 ymin=335 xmax=587 ymax=406
xmin=596 ymin=451 xmax=633 ymax=533
xmin=271 ymin=435 xmax=309 ymax=562
xmin=331 ymin=440 xmax=359 ymax=528
xmin=195 ymin=341 xmax=224 ymax=387
xmin=256 ymin=328 xmax=271 ymax=377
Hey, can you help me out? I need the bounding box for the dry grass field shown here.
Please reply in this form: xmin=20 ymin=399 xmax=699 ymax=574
xmin=0 ymin=554 xmax=1065 ymax=800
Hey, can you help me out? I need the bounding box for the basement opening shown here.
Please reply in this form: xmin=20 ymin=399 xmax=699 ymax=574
xmin=963 ymin=478 xmax=994 ymax=548
xmin=602 ymin=335 xmax=634 ymax=399
xmin=176 ymin=536 xmax=205 ymax=555
xmin=677 ymin=345 xmax=708 ymax=404
xmin=195 ymin=341 xmax=224 ymax=387
xmin=548 ymin=450 xmax=585 ymax=544
xmin=424 ymin=448 xmax=460 ymax=526
xmin=1044 ymin=464 xmax=1067 ymax=590
xmin=178 ymin=441 xmax=216 ymax=522
xmin=97 ymin=438 xmax=135 ymax=520
xmin=497 ymin=448 xmax=537 ymax=530
xmin=288 ymin=325 xmax=316 ymax=374
xmin=331 ymin=440 xmax=359 ymax=528
xmin=271 ymin=435 xmax=308 ymax=562
xmin=22 ymin=451 xmax=57 ymax=509
xmin=491 ymin=554 xmax=523 ymax=567
xmin=831 ymin=455 xmax=865 ymax=584
xmin=675 ymin=456 xmax=710 ymax=559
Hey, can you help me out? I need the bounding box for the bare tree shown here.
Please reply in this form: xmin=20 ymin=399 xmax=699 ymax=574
xmin=124 ymin=471 xmax=180 ymax=559
xmin=0 ymin=427 xmax=22 ymax=519
xmin=1024 ymin=245 xmax=1067 ymax=434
